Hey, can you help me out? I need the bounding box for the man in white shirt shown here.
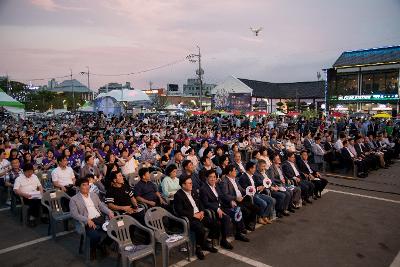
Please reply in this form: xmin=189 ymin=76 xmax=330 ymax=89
xmin=13 ymin=163 xmax=43 ymax=226
xmin=52 ymin=155 xmax=76 ymax=196
xmin=119 ymin=148 xmax=136 ymax=179
xmin=334 ymin=132 xmax=347 ymax=151
xmin=180 ymin=138 xmax=191 ymax=156
xmin=285 ymin=136 xmax=297 ymax=153
xmin=198 ymin=140 xmax=208 ymax=158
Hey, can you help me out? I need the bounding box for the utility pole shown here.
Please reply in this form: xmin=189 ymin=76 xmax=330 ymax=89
xmin=187 ymin=46 xmax=204 ymax=110
xmin=86 ymin=66 xmax=91 ymax=100
xmin=80 ymin=67 xmax=91 ymax=100
xmin=70 ymin=69 xmax=75 ymax=112
xmin=197 ymin=46 xmax=203 ymax=111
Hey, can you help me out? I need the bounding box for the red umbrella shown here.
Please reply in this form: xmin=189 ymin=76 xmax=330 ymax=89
xmin=246 ymin=111 xmax=258 ymax=116
xmin=330 ymin=112 xmax=344 ymax=117
xmin=257 ymin=111 xmax=269 ymax=115
xmin=191 ymin=110 xmax=205 ymax=115
xmin=287 ymin=111 xmax=300 ymax=117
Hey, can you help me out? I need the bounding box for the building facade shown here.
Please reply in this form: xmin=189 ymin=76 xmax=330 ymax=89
xmin=49 ymin=79 xmax=93 ymax=101
xmin=212 ymin=76 xmax=324 ymax=112
xmin=183 ymin=78 xmax=216 ymax=96
xmin=326 ymin=46 xmax=400 ymax=115
xmin=167 ymin=84 xmax=180 ymax=95
xmin=98 ymin=82 xmax=133 ymax=94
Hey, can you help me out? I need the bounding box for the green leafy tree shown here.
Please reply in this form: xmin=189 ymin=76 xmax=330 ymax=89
xmin=301 ymin=109 xmax=318 ymax=119
xmin=25 ymin=90 xmax=60 ymax=112
xmin=299 ymin=101 xmax=309 ymax=112
xmin=286 ymin=101 xmax=296 ymax=111
xmin=152 ymin=94 xmax=169 ymax=110
xmin=276 ymin=102 xmax=284 ymax=111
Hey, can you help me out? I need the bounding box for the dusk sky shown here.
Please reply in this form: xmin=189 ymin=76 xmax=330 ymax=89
xmin=0 ymin=0 xmax=399 ymax=91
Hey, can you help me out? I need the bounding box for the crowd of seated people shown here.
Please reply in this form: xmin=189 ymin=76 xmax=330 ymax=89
xmin=0 ymin=113 xmax=399 ymax=262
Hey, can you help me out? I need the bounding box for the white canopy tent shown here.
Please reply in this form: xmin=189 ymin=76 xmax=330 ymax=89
xmin=165 ymin=104 xmax=178 ymax=110
xmin=0 ymin=89 xmax=24 ymax=108
xmin=95 ymin=89 xmax=150 ymax=102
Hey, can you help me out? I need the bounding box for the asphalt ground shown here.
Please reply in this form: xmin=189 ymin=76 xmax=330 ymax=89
xmin=0 ymin=162 xmax=399 ymax=267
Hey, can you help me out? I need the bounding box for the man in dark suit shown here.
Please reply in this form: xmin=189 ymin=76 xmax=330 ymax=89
xmin=218 ymin=164 xmax=259 ymax=231
xmin=255 ymin=160 xmax=287 ymax=218
xmin=173 ymin=176 xmax=219 ymax=260
xmin=363 ymin=137 xmax=386 ymax=168
xmin=266 ymin=154 xmax=296 ymax=214
xmin=282 ymin=152 xmax=314 ymax=205
xmin=323 ymin=135 xmax=335 ymax=171
xmin=200 ymin=169 xmax=248 ymax=250
xmin=303 ymin=131 xmax=313 ymax=152
xmin=238 ymin=161 xmax=274 ymax=224
xmin=296 ymin=150 xmax=328 ymax=198
xmin=341 ymin=140 xmax=368 ymax=178
xmin=232 ymin=152 xmax=246 ymax=177
xmin=354 ymin=136 xmax=379 ymax=170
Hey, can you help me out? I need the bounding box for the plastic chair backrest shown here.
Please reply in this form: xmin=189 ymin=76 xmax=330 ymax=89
xmin=129 ymin=176 xmax=141 ymax=187
xmin=42 ymin=189 xmax=69 ymax=214
xmin=150 ymin=171 xmax=163 ymax=186
xmin=107 ymin=215 xmax=135 ymax=248
xmin=144 ymin=207 xmax=167 ymax=239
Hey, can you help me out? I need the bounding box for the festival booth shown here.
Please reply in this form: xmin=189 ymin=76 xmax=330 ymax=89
xmin=94 ymin=89 xmax=151 ymax=116
xmin=0 ymin=89 xmax=25 ymax=119
xmin=78 ymin=101 xmax=94 ymax=112
xmin=211 ymin=76 xmax=252 ymax=112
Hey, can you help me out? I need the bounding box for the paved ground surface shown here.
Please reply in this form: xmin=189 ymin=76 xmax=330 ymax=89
xmin=1 ymin=162 xmax=400 ymax=267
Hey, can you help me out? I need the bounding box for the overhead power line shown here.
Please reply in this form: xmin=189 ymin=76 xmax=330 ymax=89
xmin=89 ymin=58 xmax=188 ymax=77
xmin=25 ymin=74 xmax=71 ymax=82
xmin=12 ymin=57 xmax=189 ymax=83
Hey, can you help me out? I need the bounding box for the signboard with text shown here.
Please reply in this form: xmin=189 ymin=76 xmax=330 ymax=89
xmin=330 ymin=94 xmax=399 ymax=101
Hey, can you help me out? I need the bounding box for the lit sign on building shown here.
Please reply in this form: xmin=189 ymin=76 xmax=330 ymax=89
xmin=330 ymin=94 xmax=399 ymax=101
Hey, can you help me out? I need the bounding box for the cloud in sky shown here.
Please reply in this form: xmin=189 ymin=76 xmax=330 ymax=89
xmin=30 ymin=0 xmax=88 ymax=11
xmin=0 ymin=0 xmax=399 ymax=90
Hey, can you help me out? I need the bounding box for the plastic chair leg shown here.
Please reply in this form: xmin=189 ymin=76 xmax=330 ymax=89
xmin=153 ymin=253 xmax=157 ymax=267
xmin=160 ymin=244 xmax=168 ymax=267
xmin=186 ymin=242 xmax=191 ymax=262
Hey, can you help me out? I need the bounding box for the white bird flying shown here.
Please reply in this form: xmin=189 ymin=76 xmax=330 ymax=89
xmin=250 ymin=27 xmax=263 ymax=36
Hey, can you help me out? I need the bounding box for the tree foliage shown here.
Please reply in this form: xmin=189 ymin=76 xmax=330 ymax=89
xmin=152 ymin=94 xmax=169 ymax=110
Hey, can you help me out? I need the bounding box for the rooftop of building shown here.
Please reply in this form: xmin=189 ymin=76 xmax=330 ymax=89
xmin=49 ymin=79 xmax=91 ymax=93
xmin=333 ymin=45 xmax=400 ymax=68
xmin=238 ymin=78 xmax=325 ymax=99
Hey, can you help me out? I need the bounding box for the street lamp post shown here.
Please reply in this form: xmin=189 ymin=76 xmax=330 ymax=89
xmin=187 ymin=46 xmax=204 ymax=110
